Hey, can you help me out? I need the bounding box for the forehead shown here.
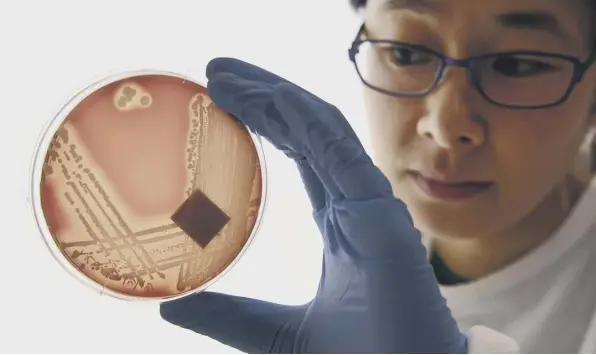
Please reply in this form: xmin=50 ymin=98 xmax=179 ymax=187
xmin=367 ymin=0 xmax=588 ymax=17
xmin=365 ymin=0 xmax=592 ymax=50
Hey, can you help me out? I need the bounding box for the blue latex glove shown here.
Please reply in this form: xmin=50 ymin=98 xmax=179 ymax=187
xmin=160 ymin=58 xmax=467 ymax=354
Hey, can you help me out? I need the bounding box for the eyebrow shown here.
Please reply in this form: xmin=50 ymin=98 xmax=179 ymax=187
xmin=496 ymin=11 xmax=569 ymax=40
xmin=382 ymin=0 xmax=441 ymax=12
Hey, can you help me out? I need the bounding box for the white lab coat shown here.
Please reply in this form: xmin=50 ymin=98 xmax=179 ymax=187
xmin=435 ymin=176 xmax=596 ymax=353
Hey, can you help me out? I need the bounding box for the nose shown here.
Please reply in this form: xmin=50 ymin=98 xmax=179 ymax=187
xmin=416 ymin=67 xmax=486 ymax=150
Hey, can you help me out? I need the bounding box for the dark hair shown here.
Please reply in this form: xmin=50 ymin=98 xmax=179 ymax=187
xmin=348 ymin=0 xmax=595 ymax=47
xmin=349 ymin=0 xmax=366 ymax=10
xmin=349 ymin=0 xmax=596 ymax=13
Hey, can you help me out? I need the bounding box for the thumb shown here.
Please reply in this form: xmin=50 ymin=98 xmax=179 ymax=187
xmin=160 ymin=291 xmax=307 ymax=353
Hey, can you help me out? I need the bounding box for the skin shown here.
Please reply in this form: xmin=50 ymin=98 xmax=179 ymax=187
xmin=362 ymin=0 xmax=596 ymax=279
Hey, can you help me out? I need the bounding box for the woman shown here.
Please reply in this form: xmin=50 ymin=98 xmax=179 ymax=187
xmin=160 ymin=0 xmax=596 ymax=352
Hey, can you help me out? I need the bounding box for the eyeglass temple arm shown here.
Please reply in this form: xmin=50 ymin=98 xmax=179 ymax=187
xmin=348 ymin=24 xmax=366 ymax=61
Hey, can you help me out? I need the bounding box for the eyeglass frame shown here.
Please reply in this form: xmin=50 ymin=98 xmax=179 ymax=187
xmin=348 ymin=24 xmax=596 ymax=110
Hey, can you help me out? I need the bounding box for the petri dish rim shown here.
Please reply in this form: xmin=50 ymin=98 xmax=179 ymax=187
xmin=28 ymin=69 xmax=268 ymax=304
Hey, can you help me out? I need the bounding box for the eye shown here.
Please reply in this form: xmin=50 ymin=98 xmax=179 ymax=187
xmin=384 ymin=45 xmax=434 ymax=66
xmin=491 ymin=55 xmax=559 ymax=77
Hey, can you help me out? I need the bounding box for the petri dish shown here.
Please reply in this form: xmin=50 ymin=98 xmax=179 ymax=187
xmin=29 ymin=70 xmax=267 ymax=302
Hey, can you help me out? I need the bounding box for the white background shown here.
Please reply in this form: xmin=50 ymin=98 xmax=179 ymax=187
xmin=0 ymin=1 xmax=368 ymax=353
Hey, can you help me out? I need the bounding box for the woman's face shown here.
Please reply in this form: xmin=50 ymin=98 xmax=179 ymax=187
xmin=362 ymin=0 xmax=596 ymax=239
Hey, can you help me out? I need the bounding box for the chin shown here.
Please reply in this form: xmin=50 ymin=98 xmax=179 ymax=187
xmin=395 ymin=185 xmax=502 ymax=240
xmin=412 ymin=212 xmax=490 ymax=240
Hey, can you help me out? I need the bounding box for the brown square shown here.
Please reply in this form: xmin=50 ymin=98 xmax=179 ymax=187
xmin=171 ymin=189 xmax=230 ymax=248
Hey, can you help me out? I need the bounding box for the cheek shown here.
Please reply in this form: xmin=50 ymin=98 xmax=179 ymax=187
xmin=492 ymin=107 xmax=587 ymax=203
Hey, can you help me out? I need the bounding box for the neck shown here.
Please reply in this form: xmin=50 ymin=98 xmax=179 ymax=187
xmin=432 ymin=176 xmax=586 ymax=281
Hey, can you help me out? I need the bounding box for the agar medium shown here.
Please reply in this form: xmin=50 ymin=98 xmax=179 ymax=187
xmin=30 ymin=70 xmax=267 ymax=302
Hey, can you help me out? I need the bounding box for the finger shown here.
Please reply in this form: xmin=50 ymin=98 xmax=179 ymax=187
xmin=207 ymin=73 xmax=283 ymax=143
xmin=206 ymin=57 xmax=364 ymax=148
xmin=207 ymin=57 xmax=290 ymax=87
xmin=296 ymin=158 xmax=328 ymax=214
xmin=275 ymin=148 xmax=328 ymax=214
xmin=273 ymin=84 xmax=393 ymax=200
xmin=160 ymin=292 xmax=307 ymax=354
xmin=208 ymin=72 xmax=344 ymax=201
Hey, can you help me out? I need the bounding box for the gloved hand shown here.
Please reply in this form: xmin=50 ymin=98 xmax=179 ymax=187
xmin=159 ymin=58 xmax=467 ymax=354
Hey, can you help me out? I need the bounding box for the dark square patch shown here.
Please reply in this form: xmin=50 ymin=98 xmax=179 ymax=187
xmin=171 ymin=190 xmax=230 ymax=248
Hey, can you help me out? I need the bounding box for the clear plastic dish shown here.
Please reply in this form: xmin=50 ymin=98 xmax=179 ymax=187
xmin=29 ymin=70 xmax=267 ymax=303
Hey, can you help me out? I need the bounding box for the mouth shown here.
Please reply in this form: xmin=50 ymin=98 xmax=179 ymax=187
xmin=408 ymin=171 xmax=494 ymax=201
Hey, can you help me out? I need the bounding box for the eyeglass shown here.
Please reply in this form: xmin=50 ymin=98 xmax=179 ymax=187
xmin=348 ymin=24 xmax=596 ymax=110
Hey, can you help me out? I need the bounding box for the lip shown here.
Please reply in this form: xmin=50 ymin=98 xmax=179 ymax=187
xmin=408 ymin=171 xmax=493 ymax=200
